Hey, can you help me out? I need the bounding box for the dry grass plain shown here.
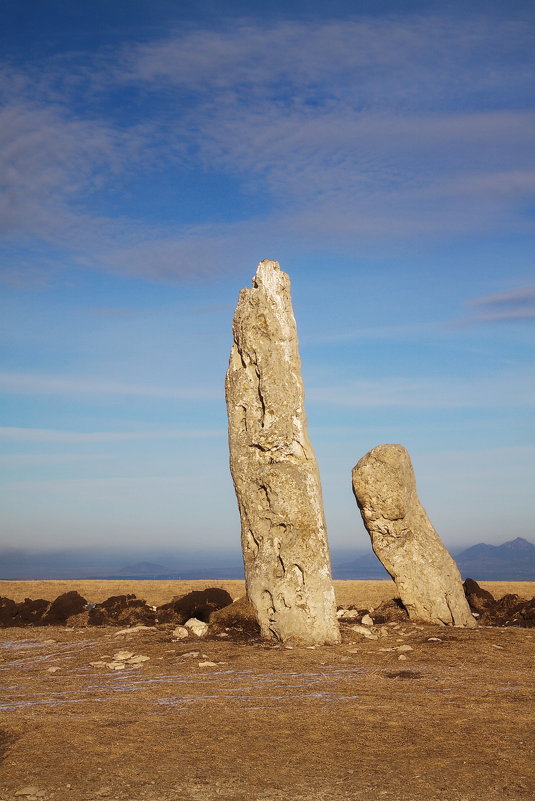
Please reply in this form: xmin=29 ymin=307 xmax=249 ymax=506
xmin=2 ymin=578 xmax=534 ymax=607
xmin=0 ymin=580 xmax=534 ymax=801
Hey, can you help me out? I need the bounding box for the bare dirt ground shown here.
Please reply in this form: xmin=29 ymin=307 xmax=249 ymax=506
xmin=0 ymin=581 xmax=534 ymax=801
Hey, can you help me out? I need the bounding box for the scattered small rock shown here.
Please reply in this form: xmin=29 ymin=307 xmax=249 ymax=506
xmin=172 ymin=626 xmax=189 ymax=640
xmin=398 ymin=654 xmax=408 ymax=661
xmin=112 ymin=650 xmax=135 ymax=661
xmin=350 ymin=624 xmax=378 ymax=639
xmin=427 ymin=637 xmax=442 ymax=642
xmin=361 ymin=614 xmax=374 ymax=626
xmin=198 ymin=661 xmax=218 ymax=667
xmin=114 ymin=625 xmax=156 ymax=636
xmin=15 ymin=788 xmax=42 ymax=797
xmin=46 ymin=666 xmax=60 ymax=673
xmin=126 ymin=655 xmax=150 ymax=664
xmin=185 ymin=618 xmax=209 ymax=638
xmin=396 ymin=645 xmax=413 ymax=652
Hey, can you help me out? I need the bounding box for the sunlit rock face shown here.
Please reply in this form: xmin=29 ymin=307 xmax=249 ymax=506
xmin=225 ymin=259 xmax=340 ymax=645
xmin=352 ymin=444 xmax=476 ymax=627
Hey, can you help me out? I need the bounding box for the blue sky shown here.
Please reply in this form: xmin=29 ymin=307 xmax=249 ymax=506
xmin=1 ymin=0 xmax=534 ymax=558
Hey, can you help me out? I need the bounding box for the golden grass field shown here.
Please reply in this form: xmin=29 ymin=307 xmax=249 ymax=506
xmin=1 ymin=578 xmax=534 ymax=607
xmin=0 ymin=580 xmax=533 ymax=801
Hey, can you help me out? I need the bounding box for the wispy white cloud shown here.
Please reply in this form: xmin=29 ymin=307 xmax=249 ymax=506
xmin=125 ymin=16 xmax=535 ymax=107
xmin=301 ymin=322 xmax=438 ymax=345
xmin=1 ymin=11 xmax=534 ymax=284
xmin=0 ymin=426 xmax=224 ymax=443
xmin=454 ymin=285 xmax=535 ymax=325
xmin=307 ymin=373 xmax=535 ymax=409
xmin=0 ymin=372 xmax=220 ymax=399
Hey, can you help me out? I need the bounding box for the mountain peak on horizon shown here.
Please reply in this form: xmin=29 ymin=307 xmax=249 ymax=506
xmin=456 ymin=536 xmax=535 ymax=580
xmin=498 ymin=536 xmax=534 ymax=551
xmin=459 ymin=536 xmax=534 ymax=555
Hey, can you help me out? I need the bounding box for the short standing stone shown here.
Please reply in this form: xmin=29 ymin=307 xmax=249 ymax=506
xmin=352 ymin=444 xmax=475 ymax=627
xmin=225 ymin=260 xmax=340 ymax=646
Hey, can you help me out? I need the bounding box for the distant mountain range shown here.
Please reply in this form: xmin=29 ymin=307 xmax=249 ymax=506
xmin=332 ymin=537 xmax=535 ymax=581
xmin=0 ymin=537 xmax=533 ymax=581
xmin=85 ymin=561 xmax=244 ymax=580
xmin=454 ymin=537 xmax=535 ymax=581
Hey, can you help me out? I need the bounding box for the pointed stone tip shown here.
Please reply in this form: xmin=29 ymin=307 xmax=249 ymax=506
xmin=252 ymin=259 xmax=285 ymax=293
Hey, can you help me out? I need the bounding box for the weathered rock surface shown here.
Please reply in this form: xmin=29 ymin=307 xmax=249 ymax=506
xmin=172 ymin=625 xmax=189 ymax=639
xmin=185 ymin=617 xmax=209 ymax=637
xmin=352 ymin=444 xmax=475 ymax=627
xmin=225 ymin=260 xmax=340 ymax=646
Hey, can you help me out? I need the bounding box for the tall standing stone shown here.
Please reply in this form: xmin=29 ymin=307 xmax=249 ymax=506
xmin=225 ymin=259 xmax=340 ymax=645
xmin=352 ymin=444 xmax=475 ymax=627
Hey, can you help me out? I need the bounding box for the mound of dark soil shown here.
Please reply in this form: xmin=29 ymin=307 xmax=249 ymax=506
xmin=156 ymin=588 xmax=233 ymax=624
xmin=209 ymin=596 xmax=260 ymax=635
xmin=0 ymin=597 xmax=21 ymax=627
xmin=371 ymin=597 xmax=409 ymax=624
xmin=480 ymin=593 xmax=535 ymax=627
xmin=42 ymin=591 xmax=87 ymax=625
xmin=462 ymin=579 xmax=535 ymax=627
xmin=0 ymin=597 xmax=51 ymax=627
xmin=463 ymin=578 xmax=495 ymax=614
xmin=88 ymin=594 xmax=157 ymax=626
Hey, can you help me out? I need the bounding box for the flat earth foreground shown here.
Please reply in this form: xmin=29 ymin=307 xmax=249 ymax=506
xmin=0 ymin=581 xmax=533 ymax=801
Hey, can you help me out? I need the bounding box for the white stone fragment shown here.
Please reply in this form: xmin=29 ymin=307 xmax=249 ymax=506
xmin=351 ymin=625 xmax=378 ymax=639
xmin=185 ymin=618 xmax=209 ymax=638
xmin=114 ymin=625 xmax=156 ymax=635
xmin=112 ymin=650 xmax=135 ymax=661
